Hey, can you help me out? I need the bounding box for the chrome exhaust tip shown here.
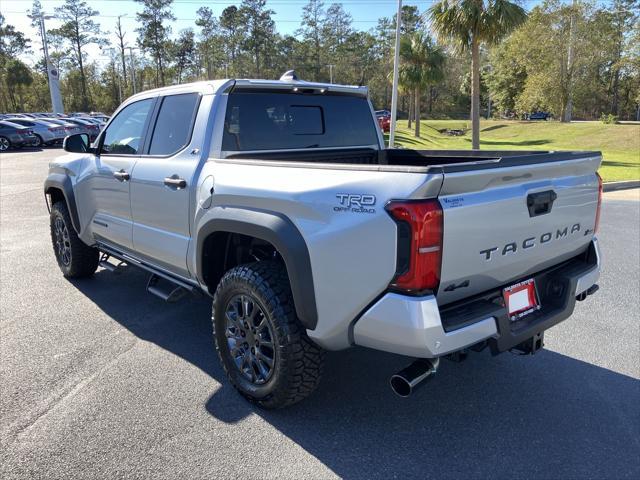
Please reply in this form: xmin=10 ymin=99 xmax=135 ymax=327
xmin=390 ymin=358 xmax=440 ymax=397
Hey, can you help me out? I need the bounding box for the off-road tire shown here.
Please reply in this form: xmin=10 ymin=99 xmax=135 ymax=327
xmin=50 ymin=201 xmax=99 ymax=278
xmin=212 ymin=261 xmax=324 ymax=409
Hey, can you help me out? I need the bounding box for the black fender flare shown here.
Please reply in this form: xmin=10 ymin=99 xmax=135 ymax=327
xmin=196 ymin=207 xmax=318 ymax=330
xmin=44 ymin=173 xmax=81 ymax=234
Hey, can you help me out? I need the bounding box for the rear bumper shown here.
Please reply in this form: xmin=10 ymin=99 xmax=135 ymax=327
xmin=353 ymin=238 xmax=601 ymax=358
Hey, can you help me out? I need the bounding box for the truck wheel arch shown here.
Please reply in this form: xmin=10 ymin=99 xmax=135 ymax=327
xmin=44 ymin=174 xmax=82 ymax=234
xmin=196 ymin=207 xmax=318 ymax=330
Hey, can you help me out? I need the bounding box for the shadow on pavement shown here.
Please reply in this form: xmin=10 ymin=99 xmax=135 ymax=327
xmin=71 ymin=267 xmax=640 ymax=479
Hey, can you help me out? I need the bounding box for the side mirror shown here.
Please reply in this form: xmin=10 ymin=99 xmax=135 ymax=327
xmin=63 ymin=133 xmax=93 ymax=153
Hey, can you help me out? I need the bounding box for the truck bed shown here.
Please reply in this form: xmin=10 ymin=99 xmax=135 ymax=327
xmin=226 ymin=147 xmax=601 ymax=172
xmin=222 ymin=146 xmax=602 ymax=308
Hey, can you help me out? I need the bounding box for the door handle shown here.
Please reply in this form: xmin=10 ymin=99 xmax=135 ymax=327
xmin=113 ymin=169 xmax=130 ymax=182
xmin=164 ymin=175 xmax=187 ymax=189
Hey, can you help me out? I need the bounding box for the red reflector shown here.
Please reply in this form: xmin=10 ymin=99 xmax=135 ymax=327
xmin=595 ymin=173 xmax=603 ymax=233
xmin=386 ymin=199 xmax=444 ymax=293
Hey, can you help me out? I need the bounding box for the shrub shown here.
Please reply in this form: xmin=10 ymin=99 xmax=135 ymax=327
xmin=600 ymin=113 xmax=619 ymax=124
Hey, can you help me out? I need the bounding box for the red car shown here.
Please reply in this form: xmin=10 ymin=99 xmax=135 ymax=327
xmin=376 ymin=113 xmax=390 ymax=133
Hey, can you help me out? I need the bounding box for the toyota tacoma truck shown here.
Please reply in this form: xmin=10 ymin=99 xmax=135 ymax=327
xmin=45 ymin=76 xmax=602 ymax=408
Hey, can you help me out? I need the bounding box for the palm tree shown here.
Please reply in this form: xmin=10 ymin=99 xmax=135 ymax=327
xmin=399 ymin=32 xmax=446 ymax=138
xmin=429 ymin=0 xmax=527 ymax=149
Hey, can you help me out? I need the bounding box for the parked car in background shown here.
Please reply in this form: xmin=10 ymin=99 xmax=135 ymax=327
xmin=83 ymin=117 xmax=107 ymax=129
xmin=39 ymin=118 xmax=84 ymax=138
xmin=5 ymin=117 xmax=66 ymax=147
xmin=528 ymin=111 xmax=551 ymax=121
xmin=91 ymin=115 xmax=110 ymax=124
xmin=376 ymin=113 xmax=390 ymax=132
xmin=375 ymin=110 xmax=391 ymax=133
xmin=0 ymin=120 xmax=36 ymax=151
xmin=63 ymin=117 xmax=101 ymax=140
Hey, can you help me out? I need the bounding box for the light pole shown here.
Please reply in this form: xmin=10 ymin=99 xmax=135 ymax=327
xmin=486 ymin=64 xmax=492 ymax=120
xmin=564 ymin=0 xmax=577 ymax=122
xmin=29 ymin=12 xmax=64 ymax=113
xmin=389 ymin=0 xmax=402 ymax=148
xmin=326 ymin=64 xmax=335 ymax=83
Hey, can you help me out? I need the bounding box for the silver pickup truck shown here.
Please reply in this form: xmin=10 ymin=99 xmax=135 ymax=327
xmin=45 ymin=77 xmax=602 ymax=408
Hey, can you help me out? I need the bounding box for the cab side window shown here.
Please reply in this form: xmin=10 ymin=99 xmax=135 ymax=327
xmin=101 ymin=99 xmax=154 ymax=155
xmin=147 ymin=93 xmax=200 ymax=156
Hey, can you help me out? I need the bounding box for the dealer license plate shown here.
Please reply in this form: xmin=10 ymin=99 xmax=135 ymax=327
xmin=503 ymin=278 xmax=540 ymax=321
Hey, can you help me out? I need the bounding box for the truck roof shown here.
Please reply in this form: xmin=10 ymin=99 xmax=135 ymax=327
xmin=127 ymin=78 xmax=368 ymax=103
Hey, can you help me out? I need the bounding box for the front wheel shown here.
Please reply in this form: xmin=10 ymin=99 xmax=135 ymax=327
xmin=49 ymin=201 xmax=99 ymax=278
xmin=212 ymin=261 xmax=325 ymax=409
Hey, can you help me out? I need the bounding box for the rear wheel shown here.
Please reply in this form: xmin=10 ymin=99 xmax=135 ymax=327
xmin=0 ymin=137 xmax=10 ymax=151
xmin=212 ymin=261 xmax=324 ymax=409
xmin=49 ymin=201 xmax=99 ymax=278
xmin=32 ymin=134 xmax=43 ymax=147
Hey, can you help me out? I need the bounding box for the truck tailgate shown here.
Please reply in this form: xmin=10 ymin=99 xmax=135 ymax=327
xmin=437 ymin=153 xmax=601 ymax=305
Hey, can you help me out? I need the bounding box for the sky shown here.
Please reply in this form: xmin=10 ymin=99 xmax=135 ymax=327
xmin=0 ymin=0 xmax=584 ymax=68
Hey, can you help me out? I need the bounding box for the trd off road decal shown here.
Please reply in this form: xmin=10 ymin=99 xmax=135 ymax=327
xmin=334 ymin=193 xmax=376 ymax=214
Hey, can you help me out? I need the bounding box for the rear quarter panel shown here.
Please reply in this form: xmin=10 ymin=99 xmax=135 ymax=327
xmin=193 ymin=160 xmax=442 ymax=349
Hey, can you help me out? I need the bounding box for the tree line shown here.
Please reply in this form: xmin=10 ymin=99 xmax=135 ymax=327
xmin=1 ymin=0 xmax=638 ymax=129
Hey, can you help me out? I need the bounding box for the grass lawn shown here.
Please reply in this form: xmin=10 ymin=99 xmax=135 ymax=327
xmin=386 ymin=119 xmax=640 ymax=182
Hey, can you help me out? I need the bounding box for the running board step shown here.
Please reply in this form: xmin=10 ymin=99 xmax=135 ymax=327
xmin=146 ymin=273 xmax=188 ymax=303
xmin=98 ymin=253 xmax=126 ymax=274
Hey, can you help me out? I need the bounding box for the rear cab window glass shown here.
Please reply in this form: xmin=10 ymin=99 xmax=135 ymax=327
xmin=221 ymin=92 xmax=378 ymax=151
xmin=148 ymin=93 xmax=200 ymax=156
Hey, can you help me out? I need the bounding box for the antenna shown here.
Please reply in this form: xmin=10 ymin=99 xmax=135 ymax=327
xmin=280 ymin=70 xmax=299 ymax=82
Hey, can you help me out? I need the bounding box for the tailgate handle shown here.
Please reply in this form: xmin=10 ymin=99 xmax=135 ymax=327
xmin=527 ymin=190 xmax=557 ymax=217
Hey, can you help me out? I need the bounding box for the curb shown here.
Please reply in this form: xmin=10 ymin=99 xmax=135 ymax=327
xmin=603 ymin=180 xmax=640 ymax=192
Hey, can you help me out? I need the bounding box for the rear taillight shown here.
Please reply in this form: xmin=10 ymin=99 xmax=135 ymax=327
xmin=386 ymin=199 xmax=444 ymax=294
xmin=595 ymin=172 xmax=603 ymax=233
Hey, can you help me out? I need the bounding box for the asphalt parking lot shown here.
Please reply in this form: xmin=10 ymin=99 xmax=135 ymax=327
xmin=1 ymin=148 xmax=639 ymax=479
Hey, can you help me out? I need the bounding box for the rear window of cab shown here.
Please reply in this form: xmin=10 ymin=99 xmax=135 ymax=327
xmin=222 ymin=92 xmax=379 ymax=151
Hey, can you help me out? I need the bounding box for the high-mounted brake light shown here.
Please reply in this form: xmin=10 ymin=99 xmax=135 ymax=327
xmin=386 ymin=199 xmax=444 ymax=294
xmin=595 ymin=172 xmax=603 ymax=233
